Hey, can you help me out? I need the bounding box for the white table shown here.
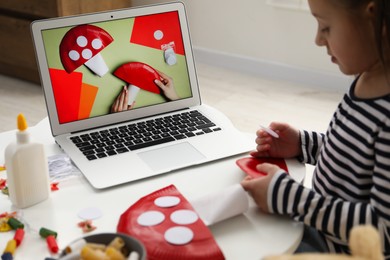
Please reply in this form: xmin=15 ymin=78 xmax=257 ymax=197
xmin=0 ymin=118 xmax=304 ymax=259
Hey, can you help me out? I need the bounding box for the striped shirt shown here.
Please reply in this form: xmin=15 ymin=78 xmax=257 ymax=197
xmin=268 ymin=79 xmax=390 ymax=257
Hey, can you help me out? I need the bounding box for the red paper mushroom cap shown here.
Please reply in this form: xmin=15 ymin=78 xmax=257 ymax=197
xmin=113 ymin=62 xmax=161 ymax=94
xmin=117 ymin=185 xmax=225 ymax=260
xmin=236 ymin=157 xmax=289 ymax=178
xmin=60 ymin=24 xmax=113 ymax=73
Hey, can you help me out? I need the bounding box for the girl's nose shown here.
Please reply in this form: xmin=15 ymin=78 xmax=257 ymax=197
xmin=315 ymin=31 xmax=326 ymax=47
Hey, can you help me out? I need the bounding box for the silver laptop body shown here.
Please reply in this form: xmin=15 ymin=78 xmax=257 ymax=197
xmin=31 ymin=2 xmax=253 ymax=189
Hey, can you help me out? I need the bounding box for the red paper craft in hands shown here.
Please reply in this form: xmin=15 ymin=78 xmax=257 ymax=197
xmin=114 ymin=62 xmax=161 ymax=94
xmin=236 ymin=157 xmax=288 ymax=178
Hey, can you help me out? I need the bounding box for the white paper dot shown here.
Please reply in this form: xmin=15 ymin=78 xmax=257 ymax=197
xmin=154 ymin=196 xmax=180 ymax=208
xmin=164 ymin=226 xmax=194 ymax=245
xmin=170 ymin=209 xmax=198 ymax=225
xmin=82 ymin=49 xmax=93 ymax=59
xmin=77 ymin=36 xmax=88 ymax=47
xmin=154 ymin=30 xmax=164 ymax=40
xmin=137 ymin=211 xmax=165 ymax=226
xmin=166 ymin=55 xmax=177 ymax=66
xmin=69 ymin=50 xmax=80 ymax=61
xmin=91 ymin=38 xmax=103 ymax=49
xmin=78 ymin=207 xmax=103 ymax=220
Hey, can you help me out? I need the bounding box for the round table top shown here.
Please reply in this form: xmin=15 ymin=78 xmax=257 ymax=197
xmin=0 ymin=118 xmax=304 ymax=259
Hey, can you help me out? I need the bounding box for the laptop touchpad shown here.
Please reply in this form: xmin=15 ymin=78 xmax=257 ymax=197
xmin=137 ymin=142 xmax=206 ymax=171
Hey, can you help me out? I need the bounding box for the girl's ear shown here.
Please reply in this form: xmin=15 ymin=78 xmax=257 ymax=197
xmin=365 ymin=1 xmax=376 ymax=18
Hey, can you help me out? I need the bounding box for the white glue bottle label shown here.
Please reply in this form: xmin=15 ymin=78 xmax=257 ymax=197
xmin=4 ymin=114 xmax=50 ymax=208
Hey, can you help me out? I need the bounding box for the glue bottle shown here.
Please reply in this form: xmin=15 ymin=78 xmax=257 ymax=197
xmin=4 ymin=114 xmax=50 ymax=208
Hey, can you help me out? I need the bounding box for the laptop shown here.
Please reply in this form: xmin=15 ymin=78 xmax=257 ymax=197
xmin=31 ymin=2 xmax=253 ymax=189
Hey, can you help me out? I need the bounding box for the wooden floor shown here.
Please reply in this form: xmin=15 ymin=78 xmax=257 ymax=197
xmin=0 ymin=63 xmax=343 ymax=134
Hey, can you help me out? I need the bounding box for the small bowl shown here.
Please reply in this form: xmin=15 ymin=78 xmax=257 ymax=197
xmin=60 ymin=232 xmax=146 ymax=259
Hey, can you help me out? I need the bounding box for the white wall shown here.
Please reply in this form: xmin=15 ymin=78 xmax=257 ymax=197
xmin=131 ymin=0 xmax=351 ymax=90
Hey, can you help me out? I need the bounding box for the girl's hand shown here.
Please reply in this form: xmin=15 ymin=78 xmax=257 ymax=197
xmin=240 ymin=163 xmax=280 ymax=213
xmin=251 ymin=122 xmax=301 ymax=159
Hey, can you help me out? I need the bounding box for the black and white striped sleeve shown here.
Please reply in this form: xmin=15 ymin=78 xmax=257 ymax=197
xmin=268 ymin=121 xmax=390 ymax=252
xmin=299 ymin=130 xmax=325 ymax=165
xmin=267 ymin=172 xmax=379 ymax=244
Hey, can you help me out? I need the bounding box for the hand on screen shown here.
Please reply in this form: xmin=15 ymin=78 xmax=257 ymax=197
xmin=154 ymin=70 xmax=180 ymax=101
xmin=110 ymin=85 xmax=135 ymax=113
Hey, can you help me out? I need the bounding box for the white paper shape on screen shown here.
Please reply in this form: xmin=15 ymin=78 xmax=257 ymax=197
xmin=154 ymin=196 xmax=181 ymax=208
xmin=190 ymin=184 xmax=249 ymax=226
xmin=84 ymin=53 xmax=109 ymax=77
xmin=170 ymin=210 xmax=198 ymax=225
xmin=164 ymin=226 xmax=194 ymax=245
xmin=154 ymin=30 xmax=164 ymax=40
xmin=137 ymin=210 xmax=165 ymax=226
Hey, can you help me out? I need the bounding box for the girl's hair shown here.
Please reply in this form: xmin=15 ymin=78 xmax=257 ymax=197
xmin=334 ymin=0 xmax=390 ymax=67
xmin=373 ymin=0 xmax=390 ymax=65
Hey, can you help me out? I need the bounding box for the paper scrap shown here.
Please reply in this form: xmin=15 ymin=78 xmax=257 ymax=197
xmin=48 ymin=154 xmax=81 ymax=182
xmin=78 ymin=207 xmax=103 ymax=220
xmin=190 ymin=184 xmax=249 ymax=226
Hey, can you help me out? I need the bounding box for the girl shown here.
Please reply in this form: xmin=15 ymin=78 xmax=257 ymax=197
xmin=241 ymin=0 xmax=390 ymax=257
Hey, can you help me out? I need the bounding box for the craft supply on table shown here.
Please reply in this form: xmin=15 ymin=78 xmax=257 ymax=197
xmin=64 ymin=238 xmax=87 ymax=255
xmin=0 ymin=213 xmax=25 ymax=258
xmin=236 ymin=157 xmax=289 ymax=178
xmin=117 ymin=184 xmax=230 ymax=260
xmin=4 ymin=114 xmax=50 ymax=208
xmin=39 ymin=227 xmax=58 ymax=239
xmin=59 ymin=233 xmax=146 ymax=260
xmin=77 ymin=207 xmax=102 ymax=220
xmin=3 ymin=239 xmax=16 ymax=255
xmin=259 ymin=124 xmax=280 ymax=138
xmin=7 ymin=218 xmax=24 ymax=230
xmin=190 ymin=184 xmax=249 ymax=226
xmin=77 ymin=220 xmax=97 ymax=233
xmin=1 ymin=252 xmax=13 ymax=260
xmin=46 ymin=235 xmax=59 ymax=253
xmin=0 ymin=212 xmax=18 ymax=232
xmin=48 ymin=154 xmax=82 ymax=183
xmin=13 ymin=229 xmax=24 ymax=246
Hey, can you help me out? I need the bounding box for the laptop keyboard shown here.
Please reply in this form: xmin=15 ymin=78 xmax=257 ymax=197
xmin=70 ymin=110 xmax=221 ymax=160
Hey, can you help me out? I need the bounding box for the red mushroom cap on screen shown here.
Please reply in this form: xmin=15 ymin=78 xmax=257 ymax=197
xmin=113 ymin=62 xmax=161 ymax=94
xmin=60 ymin=24 xmax=113 ymax=74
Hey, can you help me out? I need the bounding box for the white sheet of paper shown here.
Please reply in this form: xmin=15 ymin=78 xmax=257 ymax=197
xmin=77 ymin=207 xmax=103 ymax=220
xmin=190 ymin=184 xmax=249 ymax=226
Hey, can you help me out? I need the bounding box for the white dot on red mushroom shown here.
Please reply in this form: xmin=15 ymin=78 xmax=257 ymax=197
xmin=68 ymin=50 xmax=80 ymax=61
xmin=154 ymin=196 xmax=181 ymax=208
xmin=154 ymin=30 xmax=164 ymax=40
xmin=82 ymin=49 xmax=93 ymax=60
xmin=170 ymin=210 xmax=198 ymax=225
xmin=91 ymin=38 xmax=103 ymax=50
xmin=76 ymin=36 xmax=88 ymax=47
xmin=137 ymin=210 xmax=165 ymax=226
xmin=164 ymin=226 xmax=194 ymax=245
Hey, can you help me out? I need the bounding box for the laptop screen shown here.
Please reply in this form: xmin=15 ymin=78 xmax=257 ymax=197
xmin=40 ymin=10 xmax=193 ymax=125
